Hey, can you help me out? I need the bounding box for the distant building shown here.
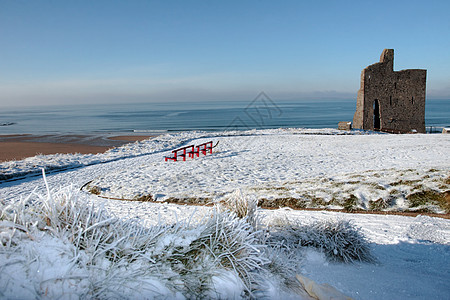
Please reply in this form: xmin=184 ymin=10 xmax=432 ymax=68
xmin=352 ymin=49 xmax=426 ymax=133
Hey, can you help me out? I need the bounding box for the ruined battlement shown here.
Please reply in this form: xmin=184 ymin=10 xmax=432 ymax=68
xmin=352 ymin=49 xmax=427 ymax=133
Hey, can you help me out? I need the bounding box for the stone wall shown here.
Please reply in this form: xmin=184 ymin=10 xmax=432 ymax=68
xmin=352 ymin=49 xmax=427 ymax=133
xmin=338 ymin=121 xmax=352 ymax=130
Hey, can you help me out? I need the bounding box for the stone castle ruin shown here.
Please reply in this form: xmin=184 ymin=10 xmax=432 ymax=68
xmin=352 ymin=49 xmax=427 ymax=133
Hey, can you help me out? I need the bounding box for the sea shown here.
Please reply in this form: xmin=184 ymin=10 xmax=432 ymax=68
xmin=1 ymin=99 xmax=449 ymax=135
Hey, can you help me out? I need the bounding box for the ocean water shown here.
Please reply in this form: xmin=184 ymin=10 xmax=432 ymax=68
xmin=0 ymin=99 xmax=448 ymax=135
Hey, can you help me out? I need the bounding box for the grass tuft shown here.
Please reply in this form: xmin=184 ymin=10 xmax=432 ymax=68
xmin=369 ymin=196 xmax=394 ymax=211
xmin=269 ymin=218 xmax=374 ymax=263
xmin=222 ymin=189 xmax=259 ymax=228
xmin=343 ymin=194 xmax=359 ymax=212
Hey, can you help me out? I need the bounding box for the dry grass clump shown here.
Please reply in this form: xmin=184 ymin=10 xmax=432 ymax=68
xmin=88 ymin=185 xmax=101 ymax=195
xmin=222 ymin=189 xmax=258 ymax=228
xmin=407 ymin=190 xmax=450 ymax=213
xmin=132 ymin=194 xmax=153 ymax=201
xmin=259 ymin=197 xmax=308 ymax=209
xmin=268 ymin=218 xmax=374 ymax=263
xmin=369 ymin=196 xmax=395 ymax=211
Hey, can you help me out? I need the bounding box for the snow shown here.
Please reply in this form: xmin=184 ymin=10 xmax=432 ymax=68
xmin=285 ymin=212 xmax=450 ymax=299
xmin=0 ymin=128 xmax=373 ymax=182
xmin=86 ymin=131 xmax=448 ymax=213
xmin=1 ymin=128 xmax=449 ymax=299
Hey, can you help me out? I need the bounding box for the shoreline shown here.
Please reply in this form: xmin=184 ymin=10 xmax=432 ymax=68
xmin=0 ymin=134 xmax=155 ymax=163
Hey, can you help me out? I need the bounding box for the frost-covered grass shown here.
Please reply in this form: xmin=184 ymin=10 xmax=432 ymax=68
xmin=0 ymin=175 xmax=376 ymax=299
xmin=88 ymin=167 xmax=450 ymax=214
xmin=223 ymin=189 xmax=374 ymax=263
xmin=0 ymin=187 xmax=263 ymax=298
xmin=268 ymin=217 xmax=374 ymax=263
xmin=258 ymin=168 xmax=450 ymax=213
xmin=222 ymin=189 xmax=259 ymax=228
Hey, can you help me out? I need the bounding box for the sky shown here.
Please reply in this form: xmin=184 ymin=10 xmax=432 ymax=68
xmin=1 ymin=0 xmax=449 ymax=107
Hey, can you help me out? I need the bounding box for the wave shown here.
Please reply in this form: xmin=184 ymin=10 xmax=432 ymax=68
xmin=133 ymin=129 xmax=169 ymax=133
xmin=0 ymin=122 xmax=16 ymax=126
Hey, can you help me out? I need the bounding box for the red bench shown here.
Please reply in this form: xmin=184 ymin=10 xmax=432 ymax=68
xmin=196 ymin=141 xmax=213 ymax=157
xmin=164 ymin=145 xmax=195 ymax=162
xmin=165 ymin=141 xmax=213 ymax=162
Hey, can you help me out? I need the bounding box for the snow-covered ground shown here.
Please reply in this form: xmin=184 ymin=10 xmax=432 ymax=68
xmin=1 ymin=129 xmax=449 ymax=299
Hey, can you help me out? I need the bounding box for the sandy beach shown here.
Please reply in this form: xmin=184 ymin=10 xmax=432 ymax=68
xmin=0 ymin=134 xmax=154 ymax=162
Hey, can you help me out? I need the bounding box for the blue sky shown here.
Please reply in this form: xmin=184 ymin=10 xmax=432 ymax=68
xmin=1 ymin=0 xmax=449 ymax=107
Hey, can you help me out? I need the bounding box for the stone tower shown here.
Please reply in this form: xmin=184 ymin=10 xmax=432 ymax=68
xmin=352 ymin=49 xmax=427 ymax=133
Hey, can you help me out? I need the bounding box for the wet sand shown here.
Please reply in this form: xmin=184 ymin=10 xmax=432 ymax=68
xmin=0 ymin=135 xmax=154 ymax=162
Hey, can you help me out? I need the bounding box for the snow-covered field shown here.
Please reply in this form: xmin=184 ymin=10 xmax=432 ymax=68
xmin=1 ymin=129 xmax=449 ymax=299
